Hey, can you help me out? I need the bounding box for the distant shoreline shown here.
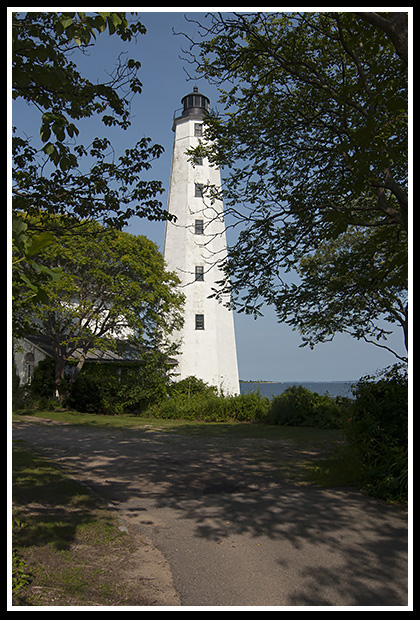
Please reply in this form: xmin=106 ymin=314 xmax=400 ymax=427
xmin=239 ymin=379 xmax=356 ymax=384
xmin=240 ymin=380 xmax=277 ymax=384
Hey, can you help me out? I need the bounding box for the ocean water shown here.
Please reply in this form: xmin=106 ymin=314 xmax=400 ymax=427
xmin=239 ymin=381 xmax=356 ymax=400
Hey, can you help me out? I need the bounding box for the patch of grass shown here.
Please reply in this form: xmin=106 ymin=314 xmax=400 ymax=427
xmin=13 ymin=408 xmax=152 ymax=429
xmin=308 ymin=444 xmax=365 ymax=488
xmin=11 ymin=441 xmax=146 ymax=607
xmin=169 ymin=421 xmax=344 ymax=443
xmin=13 ymin=407 xmax=195 ymax=431
xmin=13 ymin=410 xmax=350 ymax=491
xmin=12 ymin=440 xmax=94 ymax=510
xmin=13 ymin=409 xmax=361 ymax=492
xmin=12 ymin=408 xmax=344 ymax=443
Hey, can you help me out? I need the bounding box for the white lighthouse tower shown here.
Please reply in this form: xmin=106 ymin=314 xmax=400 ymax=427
xmin=163 ymin=87 xmax=240 ymax=395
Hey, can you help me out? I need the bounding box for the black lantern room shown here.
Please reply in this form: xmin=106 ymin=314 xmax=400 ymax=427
xmin=181 ymin=86 xmax=209 ymax=118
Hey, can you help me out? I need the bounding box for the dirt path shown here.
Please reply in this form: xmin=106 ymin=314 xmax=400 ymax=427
xmin=12 ymin=418 xmax=409 ymax=608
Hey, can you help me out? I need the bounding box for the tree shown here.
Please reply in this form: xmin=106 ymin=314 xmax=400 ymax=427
xmin=12 ymin=11 xmax=173 ymax=297
xmin=180 ymin=11 xmax=408 ymax=355
xmin=16 ymin=218 xmax=184 ymax=401
xmin=276 ymin=227 xmax=408 ymax=361
xmin=13 ymin=12 xmax=150 ymax=173
xmin=355 ymin=12 xmax=408 ymax=64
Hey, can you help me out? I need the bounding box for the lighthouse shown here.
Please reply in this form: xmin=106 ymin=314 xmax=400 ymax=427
xmin=163 ymin=87 xmax=240 ymax=395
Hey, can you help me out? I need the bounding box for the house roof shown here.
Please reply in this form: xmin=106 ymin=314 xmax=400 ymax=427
xmin=23 ymin=334 xmax=147 ymax=364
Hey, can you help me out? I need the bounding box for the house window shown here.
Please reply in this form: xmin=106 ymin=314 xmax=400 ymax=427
xmin=194 ymin=155 xmax=203 ymax=166
xmin=194 ymin=123 xmax=203 ymax=137
xmin=194 ymin=219 xmax=204 ymax=235
xmin=195 ymin=266 xmax=204 ymax=281
xmin=195 ymin=183 xmax=203 ymax=197
xmin=195 ymin=314 xmax=205 ymax=330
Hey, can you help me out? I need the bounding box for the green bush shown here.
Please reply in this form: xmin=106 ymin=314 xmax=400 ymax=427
xmin=145 ymin=389 xmax=270 ymax=423
xmin=66 ymin=362 xmax=168 ymax=414
xmin=12 ymin=363 xmax=27 ymax=410
xmin=344 ymin=364 xmax=408 ymax=502
xmin=226 ymin=390 xmax=271 ymax=422
xmin=168 ymin=376 xmax=218 ymax=398
xmin=266 ymin=385 xmax=349 ymax=429
xmin=22 ymin=348 xmax=172 ymax=415
xmin=16 ymin=358 xmax=61 ymax=411
xmin=66 ymin=371 xmax=106 ymax=413
xmin=28 ymin=358 xmax=57 ymax=399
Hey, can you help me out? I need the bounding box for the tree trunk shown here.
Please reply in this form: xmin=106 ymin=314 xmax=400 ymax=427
xmin=355 ymin=12 xmax=408 ymax=65
xmin=54 ymin=350 xmax=88 ymax=404
xmin=54 ymin=356 xmax=67 ymax=404
xmin=69 ymin=352 xmax=87 ymax=386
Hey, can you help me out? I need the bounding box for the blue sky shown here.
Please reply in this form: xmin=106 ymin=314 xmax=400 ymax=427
xmin=11 ymin=9 xmax=408 ymax=381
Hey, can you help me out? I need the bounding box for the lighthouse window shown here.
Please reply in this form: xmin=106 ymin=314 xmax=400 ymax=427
xmin=194 ymin=219 xmax=204 ymax=235
xmin=195 ymin=314 xmax=205 ymax=330
xmin=194 ymin=123 xmax=203 ymax=136
xmin=195 ymin=183 xmax=203 ymax=197
xmin=195 ymin=266 xmax=204 ymax=281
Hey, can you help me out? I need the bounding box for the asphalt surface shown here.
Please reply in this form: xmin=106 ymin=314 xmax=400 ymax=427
xmin=12 ymin=419 xmax=409 ymax=608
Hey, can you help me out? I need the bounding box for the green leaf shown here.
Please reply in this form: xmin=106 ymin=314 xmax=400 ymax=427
xmin=52 ymin=121 xmax=66 ymax=142
xmin=26 ymin=232 xmax=55 ymax=257
xmin=42 ymin=142 xmax=56 ymax=156
xmin=57 ymin=15 xmax=74 ymax=31
xmin=12 ymin=214 xmax=28 ymax=238
xmin=19 ymin=272 xmax=39 ymax=292
xmin=13 ymin=69 xmax=31 ymax=88
xmin=59 ymin=156 xmax=70 ymax=171
xmin=40 ymin=125 xmax=51 ymax=143
xmin=31 ymin=262 xmax=63 ymax=281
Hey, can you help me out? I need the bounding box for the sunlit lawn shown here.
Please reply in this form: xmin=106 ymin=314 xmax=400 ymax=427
xmin=12 ymin=408 xmax=344 ymax=443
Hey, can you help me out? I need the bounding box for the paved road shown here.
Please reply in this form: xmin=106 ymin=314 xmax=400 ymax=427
xmin=12 ymin=419 xmax=409 ymax=608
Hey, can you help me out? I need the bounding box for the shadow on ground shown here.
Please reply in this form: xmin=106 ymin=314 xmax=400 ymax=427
xmin=13 ymin=421 xmax=408 ymax=606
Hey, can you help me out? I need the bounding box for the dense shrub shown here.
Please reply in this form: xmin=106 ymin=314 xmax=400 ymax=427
xmin=66 ymin=363 xmax=168 ymax=414
xmin=145 ymin=389 xmax=271 ymax=423
xmin=168 ymin=376 xmax=218 ymax=398
xmin=66 ymin=371 xmax=106 ymax=413
xmin=28 ymin=358 xmax=56 ymax=398
xmin=344 ymin=364 xmax=408 ymax=502
xmin=17 ymin=357 xmax=62 ymax=410
xmin=266 ymin=385 xmax=350 ymax=429
xmin=23 ymin=350 xmax=172 ymax=414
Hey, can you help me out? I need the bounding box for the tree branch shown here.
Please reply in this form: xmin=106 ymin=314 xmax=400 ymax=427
xmin=354 ymin=12 xmax=408 ymax=65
